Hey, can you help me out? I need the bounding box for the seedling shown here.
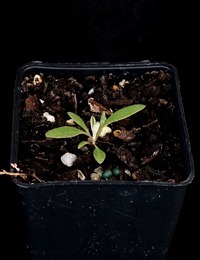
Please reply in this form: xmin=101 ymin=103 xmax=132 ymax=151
xmin=45 ymin=104 xmax=146 ymax=164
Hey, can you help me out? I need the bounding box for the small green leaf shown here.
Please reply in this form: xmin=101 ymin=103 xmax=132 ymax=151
xmin=100 ymin=111 xmax=107 ymax=126
xmin=91 ymin=121 xmax=100 ymax=141
xmin=104 ymin=104 xmax=146 ymax=126
xmin=90 ymin=115 xmax=96 ymax=129
xmin=45 ymin=126 xmax=87 ymax=138
xmin=78 ymin=141 xmax=89 ymax=149
xmin=68 ymin=112 xmax=90 ymax=135
xmin=93 ymin=145 xmax=106 ymax=164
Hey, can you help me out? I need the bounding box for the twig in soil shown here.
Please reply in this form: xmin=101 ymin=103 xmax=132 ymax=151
xmin=0 ymin=170 xmax=44 ymax=183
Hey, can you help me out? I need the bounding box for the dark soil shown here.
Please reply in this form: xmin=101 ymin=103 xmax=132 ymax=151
xmin=15 ymin=68 xmax=185 ymax=183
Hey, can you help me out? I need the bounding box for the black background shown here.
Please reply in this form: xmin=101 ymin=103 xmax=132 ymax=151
xmin=0 ymin=1 xmax=198 ymax=259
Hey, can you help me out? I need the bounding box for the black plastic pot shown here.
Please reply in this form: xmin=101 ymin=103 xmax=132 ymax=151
xmin=10 ymin=61 xmax=194 ymax=260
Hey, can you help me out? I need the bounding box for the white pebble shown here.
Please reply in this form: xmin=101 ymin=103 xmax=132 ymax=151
xmin=88 ymin=88 xmax=94 ymax=95
xmin=61 ymin=152 xmax=77 ymax=167
xmin=39 ymin=99 xmax=45 ymax=104
xmin=43 ymin=112 xmax=55 ymax=123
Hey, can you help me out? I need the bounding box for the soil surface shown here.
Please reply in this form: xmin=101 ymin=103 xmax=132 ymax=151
xmin=14 ymin=68 xmax=185 ymax=183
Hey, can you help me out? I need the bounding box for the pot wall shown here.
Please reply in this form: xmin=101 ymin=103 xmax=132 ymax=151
xmin=14 ymin=181 xmax=188 ymax=260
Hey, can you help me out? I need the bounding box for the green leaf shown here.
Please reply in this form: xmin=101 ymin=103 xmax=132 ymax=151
xmin=45 ymin=126 xmax=87 ymax=138
xmin=104 ymin=104 xmax=146 ymax=126
xmin=93 ymin=145 xmax=106 ymax=164
xmin=91 ymin=121 xmax=100 ymax=141
xmin=67 ymin=112 xmax=90 ymax=135
xmin=99 ymin=111 xmax=107 ymax=126
xmin=78 ymin=141 xmax=89 ymax=149
xmin=90 ymin=115 xmax=96 ymax=129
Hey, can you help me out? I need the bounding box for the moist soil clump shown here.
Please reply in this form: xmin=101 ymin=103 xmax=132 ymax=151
xmin=16 ymin=69 xmax=185 ymax=183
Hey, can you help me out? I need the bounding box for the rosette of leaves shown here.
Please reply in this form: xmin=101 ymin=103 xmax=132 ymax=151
xmin=45 ymin=104 xmax=145 ymax=164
